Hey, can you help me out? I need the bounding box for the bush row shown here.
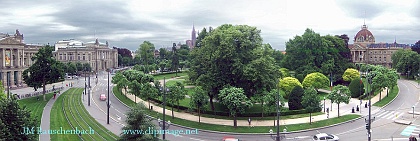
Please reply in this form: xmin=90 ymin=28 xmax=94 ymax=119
xmin=148 ymin=96 xmax=311 ymax=117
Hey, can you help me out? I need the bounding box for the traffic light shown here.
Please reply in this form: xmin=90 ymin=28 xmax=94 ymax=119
xmin=365 ymin=123 xmax=369 ymax=130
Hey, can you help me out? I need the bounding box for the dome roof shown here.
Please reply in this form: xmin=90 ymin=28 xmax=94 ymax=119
xmin=354 ymin=24 xmax=375 ymax=43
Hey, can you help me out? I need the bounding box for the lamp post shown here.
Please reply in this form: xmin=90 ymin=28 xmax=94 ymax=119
xmin=84 ymin=70 xmax=86 ymax=101
xmin=107 ymin=71 xmax=110 ymax=124
xmin=323 ymin=97 xmax=326 ymax=112
xmin=161 ymin=77 xmax=169 ymax=140
xmin=88 ymin=73 xmax=91 ymax=106
xmin=269 ymin=87 xmax=281 ymax=141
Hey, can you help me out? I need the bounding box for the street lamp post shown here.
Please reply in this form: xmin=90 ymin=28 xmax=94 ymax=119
xmin=269 ymin=87 xmax=281 ymax=141
xmin=88 ymin=73 xmax=91 ymax=106
xmin=107 ymin=71 xmax=110 ymax=124
xmin=162 ymin=77 xmax=168 ymax=140
xmin=84 ymin=71 xmax=86 ymax=101
xmin=323 ymin=97 xmax=326 ymax=112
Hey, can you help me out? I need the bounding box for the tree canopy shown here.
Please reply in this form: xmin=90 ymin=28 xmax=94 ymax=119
xmin=218 ymin=86 xmax=252 ymax=128
xmin=302 ymin=72 xmax=329 ymax=92
xmin=279 ymin=77 xmax=302 ymax=99
xmin=188 ymin=24 xmax=278 ymax=111
xmin=283 ymin=29 xmax=354 ymax=84
xmin=22 ymin=45 xmax=65 ymax=101
xmin=342 ymin=68 xmax=360 ymax=81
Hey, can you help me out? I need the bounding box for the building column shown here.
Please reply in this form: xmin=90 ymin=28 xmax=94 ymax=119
xmin=2 ymin=48 xmax=5 ymax=67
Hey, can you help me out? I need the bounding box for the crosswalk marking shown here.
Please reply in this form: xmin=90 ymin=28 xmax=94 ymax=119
xmin=374 ymin=110 xmax=404 ymax=120
xmin=401 ymin=126 xmax=419 ymax=136
xmin=383 ymin=111 xmax=395 ymax=119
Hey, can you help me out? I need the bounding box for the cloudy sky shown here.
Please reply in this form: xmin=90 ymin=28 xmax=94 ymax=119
xmin=1 ymin=0 xmax=419 ymax=51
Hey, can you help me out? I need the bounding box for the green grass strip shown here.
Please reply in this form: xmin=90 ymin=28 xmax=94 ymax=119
xmin=373 ymin=86 xmax=399 ymax=107
xmin=113 ymin=86 xmax=360 ymax=133
xmin=51 ymin=88 xmax=118 ymax=141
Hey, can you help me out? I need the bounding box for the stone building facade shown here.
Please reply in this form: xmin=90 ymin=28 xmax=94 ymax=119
xmin=53 ymin=39 xmax=118 ymax=72
xmin=0 ymin=30 xmax=43 ymax=88
xmin=348 ymin=24 xmax=411 ymax=68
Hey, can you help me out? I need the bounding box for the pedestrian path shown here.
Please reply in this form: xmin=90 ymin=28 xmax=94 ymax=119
xmin=10 ymin=79 xmax=78 ymax=141
xmin=118 ymin=82 xmax=389 ymax=127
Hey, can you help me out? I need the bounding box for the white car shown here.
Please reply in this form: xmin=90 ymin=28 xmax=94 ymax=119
xmin=313 ymin=133 xmax=339 ymax=141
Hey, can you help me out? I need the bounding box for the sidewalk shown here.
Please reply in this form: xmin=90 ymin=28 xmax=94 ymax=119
xmin=11 ymin=79 xmax=78 ymax=141
xmin=120 ymin=79 xmax=390 ymax=127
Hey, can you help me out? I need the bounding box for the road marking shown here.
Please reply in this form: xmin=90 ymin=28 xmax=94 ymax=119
xmin=392 ymin=113 xmax=404 ymax=120
xmin=376 ymin=110 xmax=389 ymax=117
xmin=401 ymin=125 xmax=416 ymax=136
xmin=382 ymin=111 xmax=395 ymax=119
xmin=189 ymin=137 xmax=205 ymax=141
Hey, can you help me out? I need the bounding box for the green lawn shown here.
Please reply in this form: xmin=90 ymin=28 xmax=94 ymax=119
xmin=18 ymin=92 xmax=55 ymax=126
xmin=17 ymin=92 xmax=55 ymax=141
xmin=50 ymin=88 xmax=118 ymax=141
xmin=113 ymin=87 xmax=360 ymax=133
xmin=165 ymin=79 xmax=186 ymax=86
xmin=153 ymin=71 xmax=188 ymax=80
xmin=373 ymin=86 xmax=399 ymax=107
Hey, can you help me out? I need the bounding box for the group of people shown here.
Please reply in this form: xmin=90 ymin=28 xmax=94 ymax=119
xmin=410 ymin=136 xmax=418 ymax=141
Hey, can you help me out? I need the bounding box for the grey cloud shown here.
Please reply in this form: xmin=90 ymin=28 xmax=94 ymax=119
xmin=335 ymin=0 xmax=385 ymax=19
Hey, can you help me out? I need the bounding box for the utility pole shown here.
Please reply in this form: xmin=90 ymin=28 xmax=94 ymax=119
xmin=107 ymin=71 xmax=110 ymax=124
xmin=88 ymin=72 xmax=91 ymax=106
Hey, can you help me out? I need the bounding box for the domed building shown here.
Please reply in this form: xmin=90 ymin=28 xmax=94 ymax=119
xmin=348 ymin=24 xmax=411 ymax=68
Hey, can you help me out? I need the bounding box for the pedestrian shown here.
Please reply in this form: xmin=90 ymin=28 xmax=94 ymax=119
xmin=53 ymin=92 xmax=56 ymax=99
xmin=248 ymin=117 xmax=252 ymax=126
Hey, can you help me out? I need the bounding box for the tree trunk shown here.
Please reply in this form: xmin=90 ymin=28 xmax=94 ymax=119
xmin=198 ymin=106 xmax=201 ymax=123
xmin=43 ymin=82 xmax=46 ymax=101
xmin=386 ymin=87 xmax=389 ymax=97
xmin=331 ymin=102 xmax=333 ymax=111
xmin=338 ymin=103 xmax=340 ymax=117
xmin=261 ymin=100 xmax=264 ymax=118
xmin=148 ymin=99 xmax=150 ymax=109
xmin=234 ymin=115 xmax=237 ymax=128
xmin=379 ymin=89 xmax=382 ymax=101
xmin=309 ymin=112 xmax=312 ymax=124
xmin=209 ymin=95 xmax=215 ymax=112
xmin=171 ymin=106 xmax=174 ymax=119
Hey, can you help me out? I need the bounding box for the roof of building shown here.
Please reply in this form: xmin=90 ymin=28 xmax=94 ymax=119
xmin=354 ymin=24 xmax=374 ymax=43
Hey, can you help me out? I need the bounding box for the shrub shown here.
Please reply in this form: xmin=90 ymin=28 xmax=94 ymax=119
xmin=288 ymin=86 xmax=304 ymax=110
xmin=349 ymin=77 xmax=364 ymax=98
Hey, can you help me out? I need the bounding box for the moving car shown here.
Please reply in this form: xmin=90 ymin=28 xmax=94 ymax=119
xmin=313 ymin=133 xmax=339 ymax=141
xmin=100 ymin=94 xmax=107 ymax=101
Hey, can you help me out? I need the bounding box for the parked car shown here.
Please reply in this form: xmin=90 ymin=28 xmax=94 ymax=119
xmin=100 ymin=94 xmax=107 ymax=101
xmin=313 ymin=133 xmax=339 ymax=141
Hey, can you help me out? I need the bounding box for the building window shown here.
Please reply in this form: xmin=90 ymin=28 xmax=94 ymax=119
xmin=60 ymin=55 xmax=62 ymax=60
xmin=370 ymin=51 xmax=373 ymax=54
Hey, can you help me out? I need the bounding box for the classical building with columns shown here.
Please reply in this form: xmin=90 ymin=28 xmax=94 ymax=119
xmin=0 ymin=30 xmax=43 ymax=88
xmin=53 ymin=39 xmax=118 ymax=72
xmin=349 ymin=24 xmax=411 ymax=68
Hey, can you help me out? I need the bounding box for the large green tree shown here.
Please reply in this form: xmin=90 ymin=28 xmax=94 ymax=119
xmin=218 ymin=86 xmax=252 ymax=128
xmin=0 ymin=97 xmax=38 ymax=140
xmin=22 ymin=45 xmax=65 ymax=101
xmin=137 ymin=41 xmax=155 ymax=73
xmin=283 ymin=29 xmax=354 ymax=84
xmin=119 ymin=103 xmax=159 ymax=141
xmin=189 ymin=24 xmax=278 ymax=111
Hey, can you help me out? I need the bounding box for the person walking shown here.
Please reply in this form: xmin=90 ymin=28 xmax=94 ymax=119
xmin=53 ymin=92 xmax=56 ymax=99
